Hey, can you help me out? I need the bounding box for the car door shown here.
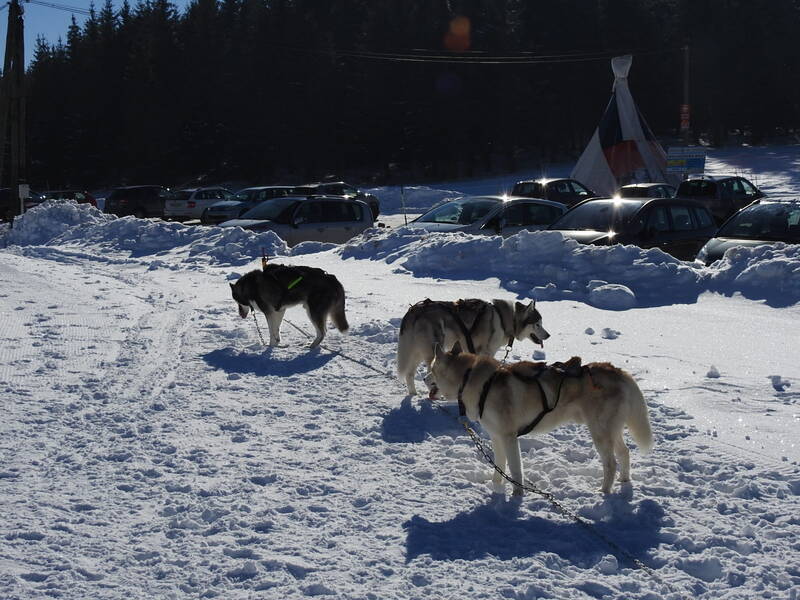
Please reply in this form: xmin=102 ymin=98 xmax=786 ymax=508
xmin=665 ymin=204 xmax=702 ymax=260
xmin=499 ymin=202 xmax=564 ymax=236
xmin=289 ymin=200 xmax=332 ymax=244
xmin=322 ymin=200 xmax=365 ymax=243
xmin=641 ymin=205 xmax=672 ymax=252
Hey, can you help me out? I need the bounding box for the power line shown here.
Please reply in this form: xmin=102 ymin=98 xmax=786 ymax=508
xmin=25 ymin=0 xmax=92 ymax=16
xmin=270 ymin=43 xmax=684 ymax=65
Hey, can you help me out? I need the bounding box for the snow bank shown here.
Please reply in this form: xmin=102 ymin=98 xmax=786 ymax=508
xmin=341 ymin=227 xmax=800 ymax=308
xmin=1 ymin=200 xmax=288 ymax=267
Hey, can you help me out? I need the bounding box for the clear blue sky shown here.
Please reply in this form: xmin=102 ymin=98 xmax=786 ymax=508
xmin=0 ymin=0 xmax=189 ymax=66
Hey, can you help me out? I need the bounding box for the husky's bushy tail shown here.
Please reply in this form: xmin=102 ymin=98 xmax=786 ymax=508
xmin=626 ymin=384 xmax=653 ymax=454
xmin=331 ymin=282 xmax=349 ymax=333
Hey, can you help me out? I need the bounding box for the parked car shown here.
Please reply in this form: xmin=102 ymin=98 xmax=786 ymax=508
xmin=201 ymin=186 xmax=300 ymax=225
xmin=547 ymin=197 xmax=718 ymax=260
xmin=676 ymin=175 xmax=765 ymax=224
xmin=164 ymin=186 xmax=232 ymax=221
xmin=104 ymin=185 xmax=173 ymax=218
xmin=511 ymin=178 xmax=597 ymax=207
xmin=37 ymin=189 xmax=97 ymax=208
xmin=295 ymin=181 xmax=380 ymax=220
xmin=617 ymin=183 xmax=676 ymax=199
xmin=695 ymin=199 xmax=800 ymax=265
xmin=405 ymin=195 xmax=566 ymax=236
xmin=219 ymin=195 xmax=373 ymax=246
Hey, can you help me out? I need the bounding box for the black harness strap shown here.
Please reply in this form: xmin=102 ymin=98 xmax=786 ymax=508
xmin=493 ymin=302 xmax=515 ymax=349
xmin=440 ymin=303 xmax=476 ymax=353
xmin=456 ymin=367 xmax=472 ymax=417
xmin=517 ymin=373 xmax=565 ymax=437
xmin=478 ymin=371 xmax=501 ymax=419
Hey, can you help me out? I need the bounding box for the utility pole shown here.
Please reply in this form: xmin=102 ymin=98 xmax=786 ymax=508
xmin=680 ymin=44 xmax=691 ymax=144
xmin=0 ymin=0 xmax=26 ymax=223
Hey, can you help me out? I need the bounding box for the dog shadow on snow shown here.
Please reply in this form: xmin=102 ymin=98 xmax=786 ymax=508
xmin=202 ymin=346 xmax=335 ymax=377
xmin=405 ymin=492 xmax=665 ymax=567
xmin=381 ymin=395 xmax=464 ymax=443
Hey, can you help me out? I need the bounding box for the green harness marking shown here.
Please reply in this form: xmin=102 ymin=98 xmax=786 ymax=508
xmin=287 ymin=276 xmax=303 ymax=290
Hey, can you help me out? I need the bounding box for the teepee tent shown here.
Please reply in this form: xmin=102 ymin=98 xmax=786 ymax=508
xmin=571 ymin=55 xmax=671 ymax=196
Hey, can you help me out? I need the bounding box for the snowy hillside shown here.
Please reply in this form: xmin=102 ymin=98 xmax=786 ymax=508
xmin=1 ymin=147 xmax=799 ymax=599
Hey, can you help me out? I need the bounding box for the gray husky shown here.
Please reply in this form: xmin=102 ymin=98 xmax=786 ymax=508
xmin=428 ymin=346 xmax=653 ymax=495
xmin=396 ymin=298 xmax=549 ymax=395
xmin=230 ymin=264 xmax=348 ymax=348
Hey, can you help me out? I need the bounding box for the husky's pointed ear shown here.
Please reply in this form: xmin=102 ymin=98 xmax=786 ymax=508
xmin=450 ymin=341 xmax=463 ymax=356
xmin=515 ymin=301 xmax=525 ymax=314
xmin=528 ymin=299 xmax=535 ymax=310
xmin=229 ymin=282 xmax=235 ymax=289
xmin=433 ymin=342 xmax=444 ymax=359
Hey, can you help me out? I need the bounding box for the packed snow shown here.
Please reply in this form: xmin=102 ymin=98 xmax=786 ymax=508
xmin=1 ymin=147 xmax=800 ymax=599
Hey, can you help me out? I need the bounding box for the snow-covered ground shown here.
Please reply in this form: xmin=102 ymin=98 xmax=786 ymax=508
xmin=1 ymin=147 xmax=799 ymax=599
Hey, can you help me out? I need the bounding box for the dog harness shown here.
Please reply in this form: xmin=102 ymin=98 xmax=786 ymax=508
xmin=456 ymin=368 xmax=473 ymax=417
xmin=474 ymin=366 xmax=564 ymax=437
xmin=492 ymin=302 xmax=515 ymax=349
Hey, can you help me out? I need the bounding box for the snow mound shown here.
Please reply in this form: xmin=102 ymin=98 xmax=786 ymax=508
xmin=2 ymin=201 xmax=288 ymax=267
xmin=341 ymin=227 xmax=800 ymax=308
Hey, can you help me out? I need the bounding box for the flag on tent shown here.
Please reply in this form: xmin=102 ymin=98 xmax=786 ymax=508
xmin=571 ymin=55 xmax=671 ymax=196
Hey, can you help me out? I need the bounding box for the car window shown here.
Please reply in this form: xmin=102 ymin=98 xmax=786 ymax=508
xmin=416 ymin=197 xmax=499 ymax=225
xmin=512 ymin=182 xmax=544 ymax=197
xmin=669 ymin=205 xmax=695 ymax=231
xmin=648 ymin=206 xmax=670 ymax=232
xmin=322 ymin=201 xmax=362 ymax=222
xmin=551 ymin=200 xmax=642 ymax=231
xmin=678 ymin=180 xmax=716 ymax=197
xmin=569 ymin=181 xmax=591 ymax=197
xmin=505 ymin=203 xmax=562 ymax=226
xmin=731 ymin=179 xmax=746 ymax=197
xmin=660 ymin=185 xmax=676 ymax=198
xmin=691 ymin=206 xmax=715 ymax=229
xmin=740 ymin=179 xmax=758 ymax=197
xmin=241 ymin=197 xmax=298 ymax=221
xmin=718 ymin=180 xmax=733 ymax=199
xmin=294 ymin=201 xmax=324 ymax=223
xmin=717 ymin=203 xmax=800 ymax=241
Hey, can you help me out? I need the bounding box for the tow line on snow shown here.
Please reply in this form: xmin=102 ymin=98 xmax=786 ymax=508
xmin=248 ymin=312 xmax=681 ymax=597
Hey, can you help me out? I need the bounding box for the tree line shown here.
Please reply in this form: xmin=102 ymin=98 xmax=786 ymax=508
xmin=24 ymin=0 xmax=800 ymax=189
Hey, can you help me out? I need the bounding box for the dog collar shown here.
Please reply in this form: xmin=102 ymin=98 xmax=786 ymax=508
xmin=456 ymin=368 xmax=472 ymax=417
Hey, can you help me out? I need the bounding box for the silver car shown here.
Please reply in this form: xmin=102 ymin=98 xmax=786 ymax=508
xmin=404 ymin=195 xmax=567 ymax=236
xmin=220 ymin=195 xmax=374 ymax=246
xmin=164 ymin=187 xmax=233 ymax=221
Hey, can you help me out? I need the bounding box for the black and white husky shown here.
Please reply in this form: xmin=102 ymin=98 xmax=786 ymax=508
xmin=396 ymin=298 xmax=549 ymax=395
xmin=230 ymin=263 xmax=349 ymax=348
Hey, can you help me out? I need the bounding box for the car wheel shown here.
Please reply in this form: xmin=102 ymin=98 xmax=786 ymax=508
xmin=200 ymin=209 xmax=209 ymax=225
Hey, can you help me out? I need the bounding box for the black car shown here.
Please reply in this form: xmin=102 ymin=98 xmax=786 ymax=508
xmin=295 ymin=181 xmax=380 ymax=220
xmin=511 ymin=178 xmax=597 ymax=207
xmin=548 ymin=197 xmax=718 ymax=261
xmin=676 ymin=175 xmax=765 ymax=225
xmin=695 ymin=199 xmax=800 ymax=265
xmin=104 ymin=185 xmax=173 ymax=218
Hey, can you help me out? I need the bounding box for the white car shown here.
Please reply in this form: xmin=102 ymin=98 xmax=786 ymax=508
xmin=164 ymin=187 xmax=233 ymax=221
xmin=404 ymin=195 xmax=567 ymax=236
xmin=220 ymin=195 xmax=374 ymax=246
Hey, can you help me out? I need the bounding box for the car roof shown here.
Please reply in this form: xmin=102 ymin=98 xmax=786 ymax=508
xmin=113 ymin=185 xmax=165 ymax=190
xmin=620 ymin=183 xmax=670 ymax=189
xmin=514 ymin=177 xmax=573 ymax=185
xmin=681 ymin=175 xmax=742 ymax=183
xmin=240 ymin=185 xmax=297 ymax=191
xmin=571 ymin=196 xmax=711 ymax=210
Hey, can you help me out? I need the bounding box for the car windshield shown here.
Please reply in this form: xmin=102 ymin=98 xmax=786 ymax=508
xmin=513 ymin=182 xmax=545 ymax=197
xmin=173 ymin=191 xmax=193 ymax=201
xmin=550 ymin=200 xmax=643 ymax=231
xmin=416 ymin=197 xmax=499 ymax=225
xmin=717 ymin=203 xmax=800 ymax=242
xmin=239 ymin=197 xmax=298 ymax=221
